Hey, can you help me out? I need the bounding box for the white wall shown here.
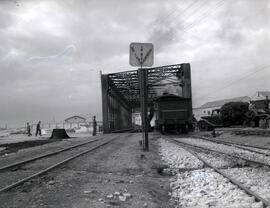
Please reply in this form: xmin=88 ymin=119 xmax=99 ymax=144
xmin=193 ymin=106 xmax=221 ymax=120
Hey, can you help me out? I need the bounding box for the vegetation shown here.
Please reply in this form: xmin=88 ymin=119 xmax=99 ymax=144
xmin=220 ymin=102 xmax=249 ymax=126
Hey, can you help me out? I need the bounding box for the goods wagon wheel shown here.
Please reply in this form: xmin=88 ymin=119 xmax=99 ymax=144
xmin=159 ymin=125 xmax=165 ymax=134
xmin=181 ymin=124 xmax=189 ymax=134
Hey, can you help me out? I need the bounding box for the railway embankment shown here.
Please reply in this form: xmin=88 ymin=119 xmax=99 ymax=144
xmin=1 ymin=131 xmax=270 ymax=208
xmin=0 ymin=133 xmax=172 ymax=208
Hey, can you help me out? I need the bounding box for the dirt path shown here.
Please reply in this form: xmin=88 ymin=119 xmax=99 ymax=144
xmin=0 ymin=133 xmax=172 ymax=208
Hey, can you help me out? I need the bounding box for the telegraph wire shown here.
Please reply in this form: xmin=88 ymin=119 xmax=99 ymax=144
xmin=151 ymin=0 xmax=200 ymax=31
xmin=166 ymin=0 xmax=224 ymax=40
xmin=151 ymin=4 xmax=182 ymax=27
xmin=152 ymin=0 xmax=225 ymax=49
xmin=204 ymin=63 xmax=270 ymax=98
xmin=181 ymin=0 xmax=225 ymax=34
xmin=151 ymin=0 xmax=209 ymax=43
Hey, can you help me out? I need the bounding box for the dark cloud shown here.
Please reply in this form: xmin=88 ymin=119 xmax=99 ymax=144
xmin=147 ymin=3 xmax=182 ymax=51
xmin=1 ymin=0 xmax=270 ymax=126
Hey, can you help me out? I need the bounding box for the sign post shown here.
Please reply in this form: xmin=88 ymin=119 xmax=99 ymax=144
xmin=129 ymin=42 xmax=154 ymax=151
xmin=138 ymin=68 xmax=149 ymax=150
xmin=129 ymin=42 xmax=154 ymax=67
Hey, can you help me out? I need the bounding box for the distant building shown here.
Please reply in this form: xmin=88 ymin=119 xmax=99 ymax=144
xmin=193 ymin=96 xmax=250 ymax=120
xmin=132 ymin=112 xmax=141 ymax=126
xmin=64 ymin=115 xmax=87 ymax=123
xmin=64 ymin=115 xmax=87 ymax=129
xmin=251 ymin=91 xmax=270 ymax=110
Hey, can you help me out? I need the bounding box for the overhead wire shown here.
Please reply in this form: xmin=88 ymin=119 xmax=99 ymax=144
xmin=147 ymin=1 xmax=269 ymax=104
xmin=151 ymin=0 xmax=201 ymax=31
xmin=151 ymin=4 xmax=182 ymax=27
xmin=203 ymin=63 xmax=270 ymax=98
xmin=152 ymin=0 xmax=224 ymax=50
xmin=179 ymin=0 xmax=225 ymax=34
xmin=153 ymin=0 xmax=210 ymax=43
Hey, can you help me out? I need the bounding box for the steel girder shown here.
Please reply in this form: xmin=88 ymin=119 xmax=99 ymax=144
xmin=106 ymin=63 xmax=188 ymax=107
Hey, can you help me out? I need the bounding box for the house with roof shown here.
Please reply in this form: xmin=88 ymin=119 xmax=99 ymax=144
xmin=64 ymin=115 xmax=88 ymax=129
xmin=193 ymin=96 xmax=251 ymax=120
xmin=251 ymin=91 xmax=270 ymax=110
xmin=64 ymin=115 xmax=86 ymax=123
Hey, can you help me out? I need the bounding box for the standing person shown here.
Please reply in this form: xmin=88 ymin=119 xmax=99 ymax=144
xmin=27 ymin=122 xmax=32 ymax=136
xmin=92 ymin=116 xmax=97 ymax=136
xmin=36 ymin=121 xmax=42 ymax=136
xmin=192 ymin=114 xmax=197 ymax=131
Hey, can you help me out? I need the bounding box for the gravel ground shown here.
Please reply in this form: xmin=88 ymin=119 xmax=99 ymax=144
xmin=0 ymin=136 xmax=112 ymax=189
xmin=170 ymin=169 xmax=263 ymax=208
xmin=0 ymin=133 xmax=172 ymax=208
xmin=159 ymin=139 xmax=203 ymax=170
xmin=203 ymin=130 xmax=270 ymax=149
xmin=192 ymin=150 xmax=247 ymax=168
xmin=224 ymin=167 xmax=270 ymax=201
xmin=234 ymin=144 xmax=270 ymax=155
xmin=176 ymin=138 xmax=270 ymax=165
xmin=158 ymin=138 xmax=265 ymax=208
xmin=199 ymin=136 xmax=270 ymax=155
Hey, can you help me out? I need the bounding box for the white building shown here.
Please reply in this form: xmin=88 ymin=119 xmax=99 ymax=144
xmin=193 ymin=96 xmax=251 ymax=120
xmin=250 ymin=91 xmax=270 ymax=110
xmin=64 ymin=115 xmax=87 ymax=127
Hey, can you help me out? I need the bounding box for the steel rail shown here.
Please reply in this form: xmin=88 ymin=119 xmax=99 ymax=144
xmin=171 ymin=139 xmax=270 ymax=207
xmin=195 ymin=135 xmax=270 ymax=150
xmin=193 ymin=136 xmax=270 ymax=156
xmin=0 ymin=138 xmax=101 ymax=171
xmin=0 ymin=135 xmax=120 ymax=193
xmin=171 ymin=139 xmax=270 ymax=168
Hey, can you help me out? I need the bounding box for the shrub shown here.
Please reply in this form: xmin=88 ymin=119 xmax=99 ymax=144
xmin=220 ymin=102 xmax=249 ymax=126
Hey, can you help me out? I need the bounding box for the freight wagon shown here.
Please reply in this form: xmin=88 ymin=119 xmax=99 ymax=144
xmin=154 ymin=94 xmax=193 ymax=134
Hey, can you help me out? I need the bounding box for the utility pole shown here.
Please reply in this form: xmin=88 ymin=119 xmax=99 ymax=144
xmin=138 ymin=68 xmax=149 ymax=151
xmin=129 ymin=42 xmax=153 ymax=151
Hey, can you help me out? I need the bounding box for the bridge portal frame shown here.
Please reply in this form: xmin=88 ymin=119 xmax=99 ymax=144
xmin=101 ymin=63 xmax=191 ymax=150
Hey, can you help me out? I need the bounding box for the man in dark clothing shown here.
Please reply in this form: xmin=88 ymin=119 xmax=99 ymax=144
xmin=27 ymin=122 xmax=32 ymax=136
xmin=192 ymin=114 xmax=197 ymax=131
xmin=92 ymin=116 xmax=97 ymax=136
xmin=36 ymin=121 xmax=42 ymax=136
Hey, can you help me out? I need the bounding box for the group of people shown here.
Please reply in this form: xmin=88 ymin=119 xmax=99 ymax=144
xmin=26 ymin=121 xmax=41 ymax=137
xmin=26 ymin=116 xmax=97 ymax=137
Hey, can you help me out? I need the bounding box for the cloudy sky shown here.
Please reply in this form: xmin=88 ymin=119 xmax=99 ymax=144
xmin=0 ymin=0 xmax=270 ymax=127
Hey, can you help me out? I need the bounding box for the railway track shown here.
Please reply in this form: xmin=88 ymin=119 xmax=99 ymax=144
xmin=0 ymin=137 xmax=100 ymax=171
xmin=194 ymin=136 xmax=270 ymax=156
xmin=167 ymin=138 xmax=270 ymax=207
xmin=172 ymin=137 xmax=270 ymax=168
xmin=0 ymin=134 xmax=121 ymax=193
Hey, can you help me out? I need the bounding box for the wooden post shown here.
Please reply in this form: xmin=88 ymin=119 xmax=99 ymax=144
xmin=138 ymin=68 xmax=149 ymax=151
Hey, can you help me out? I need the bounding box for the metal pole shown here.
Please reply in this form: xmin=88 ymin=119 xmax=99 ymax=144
xmin=101 ymin=74 xmax=109 ymax=133
xmin=139 ymin=68 xmax=149 ymax=151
